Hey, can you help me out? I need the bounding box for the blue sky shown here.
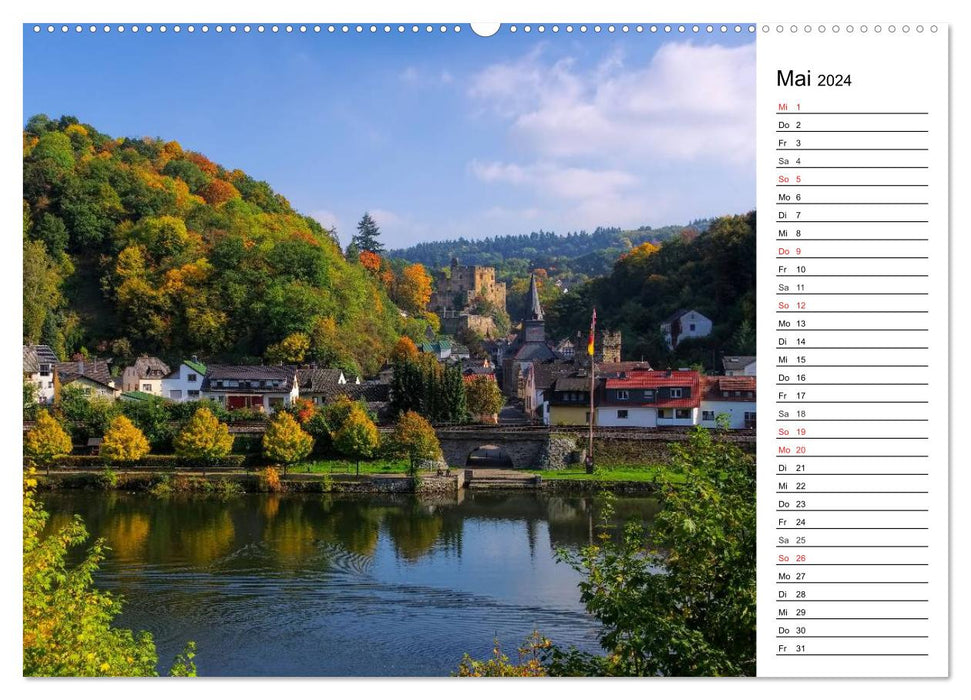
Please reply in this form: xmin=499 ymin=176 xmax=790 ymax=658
xmin=23 ymin=25 xmax=755 ymax=249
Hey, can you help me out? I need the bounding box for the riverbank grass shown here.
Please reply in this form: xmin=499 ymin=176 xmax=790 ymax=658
xmin=527 ymin=464 xmax=686 ymax=483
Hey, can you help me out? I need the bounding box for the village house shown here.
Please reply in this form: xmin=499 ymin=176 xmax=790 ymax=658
xmin=700 ymin=375 xmax=757 ymax=429
xmin=296 ymin=367 xmax=357 ymax=406
xmin=23 ymin=344 xmax=58 ymax=405
xmin=55 ymin=358 xmax=118 ymax=400
xmin=202 ymin=364 xmax=298 ymax=413
xmin=722 ymin=355 xmax=757 ymax=376
xmin=161 ymin=358 xmax=207 ymax=401
xmin=660 ymin=309 xmax=713 ymax=349
xmin=122 ymin=356 xmax=170 ymax=395
xmin=547 ymin=374 xmax=596 ymax=426
xmin=597 ymin=369 xmax=702 ymax=428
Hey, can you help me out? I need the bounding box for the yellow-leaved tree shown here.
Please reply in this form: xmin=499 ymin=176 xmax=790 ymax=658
xmin=174 ymin=406 xmax=234 ymax=468
xmin=100 ymin=415 xmax=150 ymax=466
xmin=333 ymin=406 xmax=380 ymax=475
xmin=390 ymin=410 xmax=442 ymax=475
xmin=23 ymin=467 xmax=197 ymax=677
xmin=262 ymin=411 xmax=313 ymax=476
xmin=24 ymin=409 xmax=73 ymax=475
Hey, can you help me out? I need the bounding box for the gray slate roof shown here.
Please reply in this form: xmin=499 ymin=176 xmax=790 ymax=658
xmin=722 ymin=355 xmax=757 ymax=371
xmin=128 ymin=356 xmax=170 ymax=379
xmin=56 ymin=359 xmax=114 ymax=389
xmin=203 ymin=365 xmax=297 ymax=392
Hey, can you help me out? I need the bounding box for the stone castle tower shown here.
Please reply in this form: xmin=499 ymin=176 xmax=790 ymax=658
xmin=597 ymin=330 xmax=622 ymax=364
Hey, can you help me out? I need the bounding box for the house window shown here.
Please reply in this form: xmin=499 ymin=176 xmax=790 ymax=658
xmin=670 ymin=388 xmax=683 ymax=398
xmin=187 ymin=373 xmax=197 ymax=382
xmin=617 ymin=409 xmax=629 ymax=419
xmin=643 ymin=390 xmax=654 ymax=400
xmin=188 ymin=390 xmax=200 ymax=398
xmin=703 ymin=410 xmax=715 ymax=421
xmin=689 ymin=324 xmax=696 ymax=331
xmin=676 ymin=409 xmax=691 ymax=419
xmin=142 ymin=384 xmax=152 ymax=392
xmin=658 ymin=409 xmax=668 ymax=419
xmin=617 ymin=390 xmax=630 ymax=400
xmin=744 ymin=411 xmax=757 ymax=421
xmin=170 ymin=390 xmax=182 ymax=399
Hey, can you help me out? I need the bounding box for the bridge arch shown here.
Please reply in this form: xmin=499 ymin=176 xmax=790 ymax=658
xmin=465 ymin=444 xmax=514 ymax=467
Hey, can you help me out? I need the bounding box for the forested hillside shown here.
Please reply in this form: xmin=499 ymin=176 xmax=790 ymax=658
xmin=22 ymin=115 xmax=429 ymax=376
xmin=390 ymin=221 xmax=712 ymax=282
xmin=546 ymin=212 xmax=756 ymax=370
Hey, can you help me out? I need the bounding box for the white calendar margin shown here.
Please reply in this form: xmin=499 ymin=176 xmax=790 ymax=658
xmin=755 ymin=25 xmax=949 ymax=678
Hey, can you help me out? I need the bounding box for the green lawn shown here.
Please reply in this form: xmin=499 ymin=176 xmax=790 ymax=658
xmin=526 ymin=464 xmax=686 ymax=483
xmin=289 ymin=458 xmax=411 ymax=476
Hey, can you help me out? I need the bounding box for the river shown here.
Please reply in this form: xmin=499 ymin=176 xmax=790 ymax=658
xmin=40 ymin=489 xmax=659 ymax=677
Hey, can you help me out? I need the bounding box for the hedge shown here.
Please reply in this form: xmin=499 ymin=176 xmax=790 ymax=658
xmin=54 ymin=454 xmax=248 ymax=470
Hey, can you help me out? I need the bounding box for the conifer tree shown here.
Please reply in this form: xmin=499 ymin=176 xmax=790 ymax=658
xmin=352 ymin=212 xmax=384 ymax=254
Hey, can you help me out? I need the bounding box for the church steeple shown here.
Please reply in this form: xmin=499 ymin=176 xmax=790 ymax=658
xmin=522 ymin=272 xmax=546 ymax=343
xmin=526 ymin=272 xmax=544 ymax=321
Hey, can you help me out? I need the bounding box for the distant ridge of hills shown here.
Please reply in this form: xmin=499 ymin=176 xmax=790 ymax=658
xmin=389 ymin=220 xmax=713 ymax=278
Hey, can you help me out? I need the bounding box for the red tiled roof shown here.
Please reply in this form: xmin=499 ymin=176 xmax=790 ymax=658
xmin=603 ymin=370 xmax=701 ymax=409
xmin=703 ymin=375 xmax=757 ymax=401
xmin=605 ymin=370 xmax=700 ymax=389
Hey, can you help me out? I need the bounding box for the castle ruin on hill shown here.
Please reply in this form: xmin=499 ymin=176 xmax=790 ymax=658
xmin=429 ymin=258 xmax=507 ymax=338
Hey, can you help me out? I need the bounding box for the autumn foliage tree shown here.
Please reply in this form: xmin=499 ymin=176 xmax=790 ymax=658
xmin=390 ymin=336 xmax=419 ymax=363
xmin=100 ymin=415 xmax=150 ymax=466
xmin=390 ymin=410 xmax=442 ymax=475
xmin=464 ymin=376 xmax=504 ymax=422
xmin=333 ymin=406 xmax=380 ymax=475
xmin=24 ymin=409 xmax=73 ymax=475
xmin=262 ymin=411 xmax=314 ymax=475
xmin=395 ymin=263 xmax=433 ymax=314
xmin=265 ymin=332 xmax=311 ymax=364
xmin=23 ymin=469 xmax=196 ymax=676
xmin=173 ymin=407 xmax=234 ymax=466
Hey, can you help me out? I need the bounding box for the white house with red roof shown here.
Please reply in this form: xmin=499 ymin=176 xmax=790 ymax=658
xmin=700 ymin=376 xmax=757 ymax=429
xmin=596 ymin=369 xmax=701 ymax=428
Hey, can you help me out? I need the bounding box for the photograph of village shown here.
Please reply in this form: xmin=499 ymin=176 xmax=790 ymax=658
xmin=22 ymin=23 xmax=756 ymax=677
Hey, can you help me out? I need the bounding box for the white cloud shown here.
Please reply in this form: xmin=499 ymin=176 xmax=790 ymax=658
xmin=469 ymin=160 xmax=638 ymax=200
xmin=468 ymin=41 xmax=755 ymax=165
xmin=309 ymin=209 xmax=340 ymax=231
xmin=462 ymin=40 xmax=755 ymax=231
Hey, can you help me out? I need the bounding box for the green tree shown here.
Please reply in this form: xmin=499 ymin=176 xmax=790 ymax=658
xmin=56 ymin=385 xmax=120 ymax=441
xmin=24 ymin=410 xmax=73 ymax=476
xmin=551 ymin=427 xmax=756 ymax=676
xmin=440 ymin=364 xmax=469 ymax=423
xmin=390 ymin=410 xmax=442 ymax=475
xmin=23 ymin=469 xmax=196 ymax=676
xmin=24 ymin=378 xmax=39 ymax=421
xmin=23 ymin=239 xmax=63 ymax=345
xmin=352 ymin=212 xmax=384 ymax=254
xmin=333 ymin=407 xmax=380 ymax=475
xmin=100 ymin=415 xmax=151 ymax=466
xmin=262 ymin=411 xmax=314 ymax=476
xmin=173 ymin=406 xmax=234 ymax=466
xmin=465 ymin=376 xmax=504 ymax=421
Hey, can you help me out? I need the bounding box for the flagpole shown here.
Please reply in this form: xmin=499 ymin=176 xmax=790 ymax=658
xmin=587 ymin=308 xmax=596 ymax=474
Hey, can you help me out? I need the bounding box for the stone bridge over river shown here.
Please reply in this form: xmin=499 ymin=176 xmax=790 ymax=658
xmin=431 ymin=426 xmax=756 ymax=470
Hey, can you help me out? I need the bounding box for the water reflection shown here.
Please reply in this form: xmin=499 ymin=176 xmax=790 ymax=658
xmin=41 ymin=490 xmax=658 ymax=676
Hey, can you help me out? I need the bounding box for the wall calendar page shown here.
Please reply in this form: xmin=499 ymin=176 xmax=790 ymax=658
xmin=9 ymin=1 xmax=960 ymax=694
